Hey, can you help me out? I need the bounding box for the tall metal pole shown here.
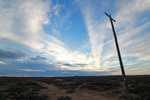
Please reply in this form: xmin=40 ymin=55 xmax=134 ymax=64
xmin=105 ymin=12 xmax=130 ymax=94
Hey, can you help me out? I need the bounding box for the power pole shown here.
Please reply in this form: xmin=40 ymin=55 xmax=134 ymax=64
xmin=105 ymin=12 xmax=130 ymax=94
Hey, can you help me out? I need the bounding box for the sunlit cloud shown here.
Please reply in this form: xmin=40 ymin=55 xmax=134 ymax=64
xmin=0 ymin=61 xmax=6 ymax=64
xmin=17 ymin=69 xmax=45 ymax=72
xmin=76 ymin=0 xmax=108 ymax=69
xmin=0 ymin=0 xmax=150 ymax=76
xmin=76 ymin=0 xmax=150 ymax=73
xmin=0 ymin=0 xmax=92 ymax=70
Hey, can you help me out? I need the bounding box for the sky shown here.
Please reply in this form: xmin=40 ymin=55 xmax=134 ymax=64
xmin=0 ymin=0 xmax=150 ymax=77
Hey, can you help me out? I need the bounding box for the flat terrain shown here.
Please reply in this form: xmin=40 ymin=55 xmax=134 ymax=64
xmin=0 ymin=75 xmax=150 ymax=100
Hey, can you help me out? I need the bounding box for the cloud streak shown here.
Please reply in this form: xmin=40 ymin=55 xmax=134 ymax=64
xmin=0 ymin=0 xmax=150 ymax=76
xmin=76 ymin=0 xmax=113 ymax=69
xmin=17 ymin=69 xmax=45 ymax=72
xmin=76 ymin=0 xmax=150 ymax=73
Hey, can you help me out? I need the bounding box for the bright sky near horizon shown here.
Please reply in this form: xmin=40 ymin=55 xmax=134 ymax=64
xmin=0 ymin=0 xmax=150 ymax=76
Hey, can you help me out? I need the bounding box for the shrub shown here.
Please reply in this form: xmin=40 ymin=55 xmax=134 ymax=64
xmin=112 ymin=90 xmax=121 ymax=94
xmin=0 ymin=93 xmax=8 ymax=100
xmin=66 ymin=88 xmax=75 ymax=94
xmin=58 ymin=96 xmax=71 ymax=100
xmin=6 ymin=81 xmax=48 ymax=100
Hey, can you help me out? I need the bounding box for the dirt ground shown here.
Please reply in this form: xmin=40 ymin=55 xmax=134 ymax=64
xmin=37 ymin=82 xmax=123 ymax=100
xmin=1 ymin=76 xmax=147 ymax=100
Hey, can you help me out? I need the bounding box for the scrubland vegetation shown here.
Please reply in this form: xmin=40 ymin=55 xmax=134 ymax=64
xmin=0 ymin=75 xmax=149 ymax=100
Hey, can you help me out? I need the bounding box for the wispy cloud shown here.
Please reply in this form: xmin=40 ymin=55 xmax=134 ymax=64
xmin=51 ymin=2 xmax=72 ymax=35
xmin=0 ymin=0 xmax=150 ymax=75
xmin=108 ymin=0 xmax=150 ymax=60
xmin=0 ymin=61 xmax=6 ymax=64
xmin=0 ymin=0 xmax=93 ymax=71
xmin=76 ymin=0 xmax=112 ymax=69
xmin=76 ymin=0 xmax=150 ymax=74
xmin=0 ymin=0 xmax=50 ymax=49
xmin=17 ymin=69 xmax=45 ymax=72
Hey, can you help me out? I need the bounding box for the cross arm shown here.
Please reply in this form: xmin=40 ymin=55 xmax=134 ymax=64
xmin=105 ymin=12 xmax=116 ymax=22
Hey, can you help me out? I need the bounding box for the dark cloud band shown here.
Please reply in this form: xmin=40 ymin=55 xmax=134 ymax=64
xmin=0 ymin=48 xmax=27 ymax=59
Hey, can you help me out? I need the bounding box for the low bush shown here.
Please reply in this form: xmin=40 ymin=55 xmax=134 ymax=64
xmin=66 ymin=88 xmax=75 ymax=94
xmin=0 ymin=93 xmax=8 ymax=100
xmin=58 ymin=96 xmax=71 ymax=100
xmin=130 ymin=83 xmax=150 ymax=100
xmin=6 ymin=81 xmax=48 ymax=100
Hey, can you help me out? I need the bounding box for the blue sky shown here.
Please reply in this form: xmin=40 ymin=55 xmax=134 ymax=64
xmin=0 ymin=0 xmax=150 ymax=76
